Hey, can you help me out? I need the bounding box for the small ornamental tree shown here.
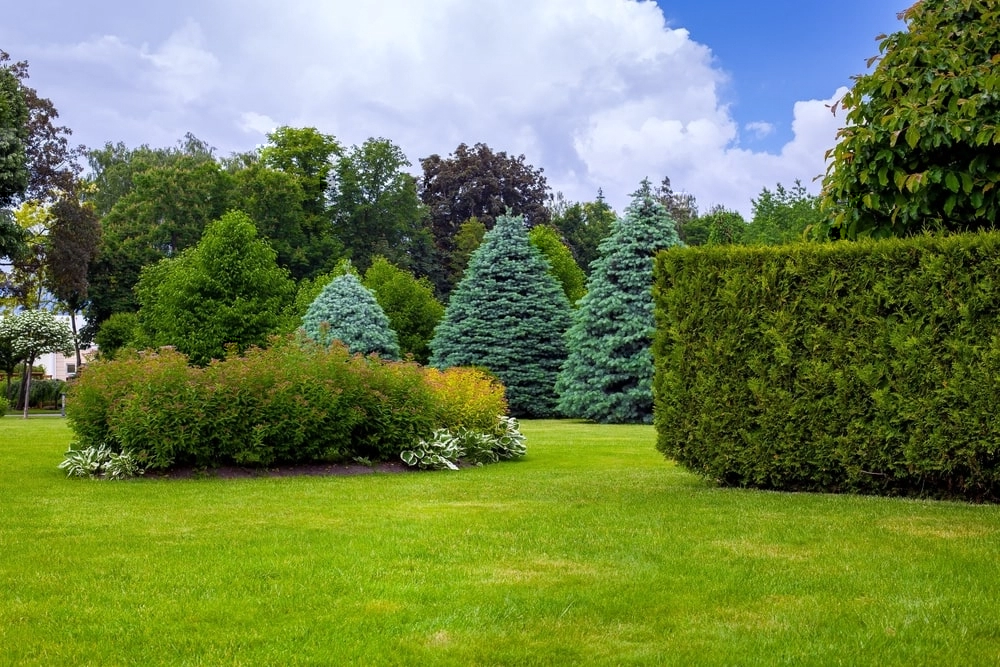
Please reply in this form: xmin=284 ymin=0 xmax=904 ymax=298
xmin=557 ymin=179 xmax=682 ymax=423
xmin=0 ymin=309 xmax=74 ymax=418
xmin=430 ymin=213 xmax=572 ymax=417
xmin=301 ymin=273 xmax=400 ymax=359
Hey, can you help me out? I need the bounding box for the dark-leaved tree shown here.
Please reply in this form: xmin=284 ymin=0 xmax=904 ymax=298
xmin=419 ymin=142 xmax=550 ymax=293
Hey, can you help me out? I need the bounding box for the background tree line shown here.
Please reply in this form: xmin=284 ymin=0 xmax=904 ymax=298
xmin=3 ymin=0 xmax=995 ymax=392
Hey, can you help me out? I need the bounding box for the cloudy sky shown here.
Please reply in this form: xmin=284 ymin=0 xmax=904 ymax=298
xmin=2 ymin=0 xmax=906 ymax=216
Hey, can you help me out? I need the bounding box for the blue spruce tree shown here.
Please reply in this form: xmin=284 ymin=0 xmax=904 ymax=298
xmin=430 ymin=213 xmax=572 ymax=417
xmin=301 ymin=273 xmax=400 ymax=359
xmin=556 ymin=179 xmax=682 ymax=423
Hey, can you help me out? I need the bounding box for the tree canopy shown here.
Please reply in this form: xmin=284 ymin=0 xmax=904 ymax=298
xmin=0 ymin=60 xmax=28 ymax=209
xmin=0 ymin=309 xmax=74 ymax=418
xmin=822 ymin=0 xmax=1000 ymax=238
xmin=362 ymin=257 xmax=443 ymax=364
xmin=135 ymin=210 xmax=294 ymax=365
xmin=330 ymin=138 xmax=428 ymax=272
xmin=528 ymin=224 xmax=587 ymax=306
xmin=419 ymin=142 xmax=550 ymax=293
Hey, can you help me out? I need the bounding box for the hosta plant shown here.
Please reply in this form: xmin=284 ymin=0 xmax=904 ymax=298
xmin=400 ymin=416 xmax=527 ymax=470
xmin=490 ymin=416 xmax=527 ymax=460
xmin=400 ymin=429 xmax=464 ymax=470
xmin=58 ymin=444 xmax=145 ymax=480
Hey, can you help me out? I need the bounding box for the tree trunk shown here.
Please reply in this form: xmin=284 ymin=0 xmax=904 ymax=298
xmin=14 ymin=364 xmax=28 ymax=411
xmin=70 ymin=311 xmax=82 ymax=371
xmin=21 ymin=356 xmax=33 ymax=419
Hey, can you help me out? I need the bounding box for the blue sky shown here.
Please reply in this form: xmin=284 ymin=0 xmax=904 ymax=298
xmin=655 ymin=1 xmax=905 ymax=153
xmin=1 ymin=1 xmax=908 ymax=216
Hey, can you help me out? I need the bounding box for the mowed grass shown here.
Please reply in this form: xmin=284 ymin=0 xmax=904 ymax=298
xmin=2 ymin=419 xmax=999 ymax=665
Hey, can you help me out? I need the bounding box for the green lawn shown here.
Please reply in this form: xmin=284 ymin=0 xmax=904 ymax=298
xmin=2 ymin=418 xmax=999 ymax=665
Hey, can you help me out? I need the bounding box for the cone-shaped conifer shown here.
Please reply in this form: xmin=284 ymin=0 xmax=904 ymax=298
xmin=430 ymin=213 xmax=572 ymax=417
xmin=301 ymin=273 xmax=400 ymax=359
xmin=556 ymin=179 xmax=682 ymax=423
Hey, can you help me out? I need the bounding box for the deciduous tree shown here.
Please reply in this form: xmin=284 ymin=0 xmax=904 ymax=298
xmin=330 ymin=138 xmax=427 ymax=272
xmin=419 ymin=143 xmax=550 ymax=292
xmin=86 ymin=155 xmax=235 ymax=329
xmin=0 ymin=62 xmax=28 ymax=209
xmin=0 ymin=309 xmax=74 ymax=418
xmin=134 ymin=210 xmax=294 ymax=365
xmin=45 ymin=194 xmax=101 ymax=368
xmin=822 ymin=0 xmax=1000 ymax=238
xmin=744 ymin=180 xmax=823 ymax=244
xmin=528 ymin=224 xmax=587 ymax=306
xmin=362 ymin=257 xmax=443 ymax=364
xmin=548 ymin=193 xmax=615 ymax=272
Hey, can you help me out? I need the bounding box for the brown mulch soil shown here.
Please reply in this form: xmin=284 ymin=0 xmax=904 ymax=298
xmin=147 ymin=460 xmax=414 ymax=480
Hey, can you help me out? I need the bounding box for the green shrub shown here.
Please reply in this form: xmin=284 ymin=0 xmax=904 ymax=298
xmin=423 ymin=366 xmax=508 ymax=432
xmin=0 ymin=395 xmax=7 ymax=416
xmin=654 ymin=232 xmax=1000 ymax=501
xmin=66 ymin=351 xmax=151 ymax=449
xmin=66 ymin=335 xmax=510 ymax=471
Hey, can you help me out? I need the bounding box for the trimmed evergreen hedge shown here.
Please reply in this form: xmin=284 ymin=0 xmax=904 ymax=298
xmin=653 ymin=232 xmax=1000 ymax=501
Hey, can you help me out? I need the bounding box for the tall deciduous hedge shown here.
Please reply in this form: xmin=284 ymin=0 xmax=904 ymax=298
xmin=654 ymin=232 xmax=1000 ymax=501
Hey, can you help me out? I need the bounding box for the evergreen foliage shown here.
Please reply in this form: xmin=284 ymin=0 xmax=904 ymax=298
xmin=556 ymin=179 xmax=682 ymax=423
xmin=654 ymin=232 xmax=1000 ymax=501
xmin=430 ymin=213 xmax=572 ymax=417
xmin=301 ymin=272 xmax=400 ymax=359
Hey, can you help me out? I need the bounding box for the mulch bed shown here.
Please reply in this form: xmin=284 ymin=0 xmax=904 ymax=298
xmin=147 ymin=460 xmax=414 ymax=480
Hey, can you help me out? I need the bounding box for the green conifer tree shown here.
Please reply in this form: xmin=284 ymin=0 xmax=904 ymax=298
xmin=430 ymin=213 xmax=572 ymax=417
xmin=556 ymin=179 xmax=682 ymax=423
xmin=301 ymin=273 xmax=400 ymax=359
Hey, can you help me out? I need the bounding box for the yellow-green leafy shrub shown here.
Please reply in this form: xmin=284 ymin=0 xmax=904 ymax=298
xmin=67 ymin=336 xmax=509 ymax=470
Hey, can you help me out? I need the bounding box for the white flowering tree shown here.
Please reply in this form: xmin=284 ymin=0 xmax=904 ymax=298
xmin=0 ymin=310 xmax=74 ymax=418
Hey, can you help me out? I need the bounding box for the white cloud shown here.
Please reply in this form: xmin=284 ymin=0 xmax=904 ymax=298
xmin=745 ymin=121 xmax=775 ymax=139
xmin=21 ymin=1 xmax=845 ymax=218
xmin=238 ymin=111 xmax=277 ymax=136
xmin=139 ymin=20 xmax=220 ymax=104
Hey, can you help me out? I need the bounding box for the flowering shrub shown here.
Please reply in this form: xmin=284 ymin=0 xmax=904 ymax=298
xmin=423 ymin=366 xmax=507 ymax=431
xmin=65 ymin=335 xmax=511 ymax=471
